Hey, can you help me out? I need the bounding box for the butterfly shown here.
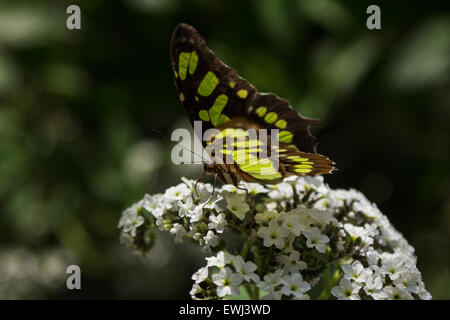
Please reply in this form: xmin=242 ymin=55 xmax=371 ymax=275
xmin=170 ymin=23 xmax=336 ymax=189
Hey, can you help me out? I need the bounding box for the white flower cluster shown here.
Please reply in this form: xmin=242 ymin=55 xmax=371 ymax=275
xmin=118 ymin=176 xmax=431 ymax=300
xmin=190 ymin=251 xmax=311 ymax=300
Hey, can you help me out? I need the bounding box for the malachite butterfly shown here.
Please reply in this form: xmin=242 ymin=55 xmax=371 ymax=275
xmin=170 ymin=23 xmax=336 ymax=186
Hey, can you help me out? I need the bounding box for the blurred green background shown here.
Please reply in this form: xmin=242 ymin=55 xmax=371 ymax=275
xmin=0 ymin=0 xmax=449 ymax=299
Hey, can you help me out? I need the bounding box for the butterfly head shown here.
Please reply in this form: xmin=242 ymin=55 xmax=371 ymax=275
xmin=203 ymin=149 xmax=222 ymax=175
xmin=203 ymin=162 xmax=217 ymax=175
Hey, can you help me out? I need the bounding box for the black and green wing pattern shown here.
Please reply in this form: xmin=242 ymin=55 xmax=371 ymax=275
xmin=170 ymin=23 xmax=336 ymax=183
xmin=170 ymin=23 xmax=256 ymax=138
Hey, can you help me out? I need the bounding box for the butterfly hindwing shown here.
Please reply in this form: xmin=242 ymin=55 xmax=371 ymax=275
xmin=277 ymin=146 xmax=335 ymax=177
xmin=247 ymin=93 xmax=320 ymax=154
xmin=206 ymin=121 xmax=335 ymax=184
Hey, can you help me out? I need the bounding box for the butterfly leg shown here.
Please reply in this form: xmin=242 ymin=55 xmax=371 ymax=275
xmin=194 ymin=167 xmax=207 ymax=197
xmin=236 ymin=184 xmax=249 ymax=199
xmin=202 ymin=172 xmax=218 ymax=209
xmin=212 ymin=171 xmax=217 ymax=196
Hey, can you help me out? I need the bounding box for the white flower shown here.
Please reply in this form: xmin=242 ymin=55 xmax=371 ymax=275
xmin=188 ymin=205 xmax=204 ymax=223
xmin=119 ymin=200 xmax=144 ymax=237
xmin=283 ymin=176 xmax=299 ymax=185
xmin=268 ymin=182 xmax=293 ymax=199
xmin=303 ymin=227 xmax=329 ymax=253
xmin=234 ymin=260 xmax=260 ymax=283
xmin=258 ymin=269 xmax=284 ymax=294
xmin=206 ymin=251 xmax=227 ymax=268
xmin=257 ymin=219 xmax=289 ymax=249
xmin=331 ymin=278 xmax=361 ymax=300
xmin=193 ymin=182 xmax=212 ymax=200
xmin=192 ymin=266 xmax=209 ymax=283
xmin=379 ymin=286 xmax=413 ymax=300
xmin=195 ymin=183 xmax=221 ymax=208
xmin=363 ymin=223 xmax=379 ymax=240
xmin=224 ymin=193 xmax=249 ymax=220
xmin=342 ymin=261 xmax=372 ymax=283
xmin=353 ymin=200 xmax=382 ymax=219
xmin=417 ymin=282 xmax=432 ymax=300
xmin=220 ymin=184 xmax=246 ymax=196
xmin=208 ymin=213 xmax=227 ymax=233
xmin=277 ymin=250 xmax=307 ymax=274
xmin=203 ymin=230 xmax=219 ymax=249
xmin=181 ymin=176 xmax=197 ymax=192
xmin=226 ymin=253 xmax=244 ymax=268
xmin=331 ymin=189 xmax=368 ymax=207
xmin=307 ymin=208 xmax=336 ymax=227
xmin=393 ymin=270 xmax=421 ymax=294
xmin=177 ymin=197 xmax=194 ymax=218
xmin=369 ymin=264 xmax=384 ymax=276
xmin=281 ymin=211 xmax=308 ymax=236
xmin=190 ymin=283 xmax=202 ymax=299
xmin=243 ymin=182 xmax=269 ymax=196
xmin=177 ymin=196 xmax=204 ymax=222
xmin=380 ymin=253 xmax=408 ymax=281
xmin=296 ymin=176 xmax=328 ymax=193
xmin=363 ymin=275 xmax=383 ymax=298
xmin=264 ymin=201 xmax=278 ymax=212
xmin=343 ymin=223 xmax=377 ymax=245
xmin=212 ymin=267 xmax=243 ymax=297
xmin=366 ymin=247 xmax=380 ymax=266
xmin=142 ymin=194 xmax=167 ymax=218
xmin=169 ymin=223 xmax=186 ymax=243
xmin=164 ymin=183 xmax=191 ymax=202
xmin=280 ymin=273 xmax=311 ymax=298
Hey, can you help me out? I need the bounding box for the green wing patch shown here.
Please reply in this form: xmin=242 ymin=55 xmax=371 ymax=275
xmin=171 ymin=23 xmax=257 ymax=142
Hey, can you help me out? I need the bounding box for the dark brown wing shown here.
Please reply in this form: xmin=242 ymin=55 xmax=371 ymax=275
xmin=170 ymin=23 xmax=319 ymax=154
xmin=170 ymin=23 xmax=256 ymax=139
xmin=246 ymin=93 xmax=319 ymax=153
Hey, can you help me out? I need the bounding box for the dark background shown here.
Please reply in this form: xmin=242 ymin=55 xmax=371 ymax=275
xmin=0 ymin=0 xmax=449 ymax=299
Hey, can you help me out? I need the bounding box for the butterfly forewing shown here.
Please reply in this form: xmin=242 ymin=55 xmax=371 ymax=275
xmin=170 ymin=23 xmax=336 ymax=184
xmin=170 ymin=23 xmax=256 ymax=143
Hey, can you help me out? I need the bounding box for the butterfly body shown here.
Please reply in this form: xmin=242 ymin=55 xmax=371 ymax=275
xmin=170 ymin=23 xmax=336 ymax=185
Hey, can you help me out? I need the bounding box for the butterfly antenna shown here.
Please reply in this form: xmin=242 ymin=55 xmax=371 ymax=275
xmin=151 ymin=128 xmax=205 ymax=164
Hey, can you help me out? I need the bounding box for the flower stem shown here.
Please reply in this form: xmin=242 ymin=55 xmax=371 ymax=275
xmin=318 ymin=264 xmax=331 ymax=300
xmin=244 ymin=283 xmax=253 ymax=299
xmin=254 ymin=286 xmax=259 ymax=300
xmin=240 ymin=239 xmax=252 ymax=260
xmin=244 ymin=283 xmax=259 ymax=300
